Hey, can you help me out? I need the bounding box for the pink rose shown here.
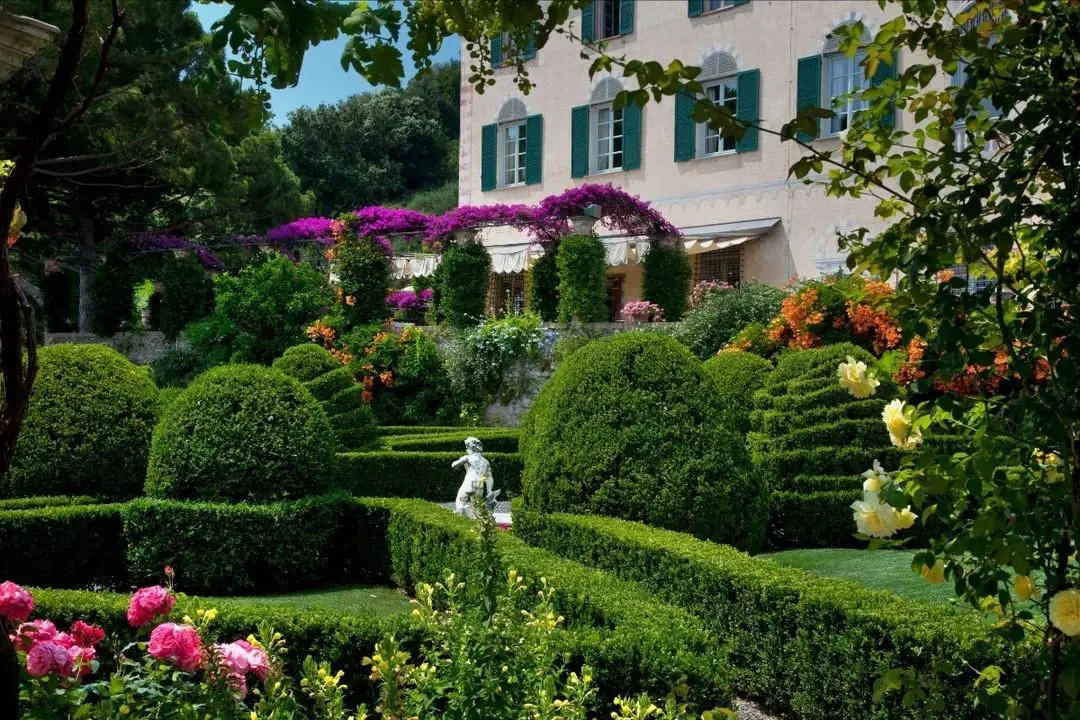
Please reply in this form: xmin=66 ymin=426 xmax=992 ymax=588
xmin=15 ymin=619 xmax=56 ymax=651
xmin=67 ymin=645 xmax=97 ymax=678
xmin=216 ymin=639 xmax=269 ymax=682
xmin=70 ymin=620 xmax=105 ymax=648
xmin=127 ymin=586 xmax=175 ymax=627
xmin=0 ymin=581 xmax=33 ymax=622
xmin=52 ymin=631 xmax=74 ymax=648
xmin=148 ymin=623 xmax=202 ymax=672
xmin=26 ymin=641 xmax=71 ymax=678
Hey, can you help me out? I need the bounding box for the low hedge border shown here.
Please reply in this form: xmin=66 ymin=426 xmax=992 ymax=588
xmin=382 ymin=428 xmax=520 ymax=453
xmin=514 ymin=510 xmax=1008 ymax=720
xmin=123 ymin=495 xmax=389 ymax=595
xmin=361 ymin=497 xmax=732 ymax=708
xmin=334 ymin=452 xmax=523 ymax=498
xmin=0 ymin=495 xmax=99 ymax=510
xmin=377 ymin=425 xmax=466 ymax=436
xmin=0 ymin=502 xmax=128 ymax=588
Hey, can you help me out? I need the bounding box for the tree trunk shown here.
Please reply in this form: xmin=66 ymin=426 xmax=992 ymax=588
xmin=77 ymin=213 xmax=94 ymax=332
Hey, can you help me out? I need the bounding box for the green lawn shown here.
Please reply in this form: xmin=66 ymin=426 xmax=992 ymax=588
xmin=766 ymin=548 xmax=964 ymax=606
xmin=211 ymin=586 xmax=412 ymax=616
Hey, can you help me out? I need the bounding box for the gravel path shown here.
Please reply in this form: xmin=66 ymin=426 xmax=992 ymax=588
xmin=734 ymin=697 xmax=782 ymax=720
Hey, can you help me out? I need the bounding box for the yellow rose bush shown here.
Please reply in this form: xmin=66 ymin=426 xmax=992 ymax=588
xmin=838 ymin=355 xmax=881 ymax=399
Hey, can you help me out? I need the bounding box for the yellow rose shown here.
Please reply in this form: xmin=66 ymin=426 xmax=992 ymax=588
xmin=837 ymin=356 xmax=881 ymax=398
xmin=1015 ymin=575 xmax=1039 ymax=602
xmin=861 ymin=459 xmax=890 ymax=494
xmin=919 ymin=559 xmax=945 ymax=584
xmin=1050 ymin=589 xmax=1080 ymax=636
xmin=883 ymin=399 xmax=923 ymax=450
xmin=1033 ymin=449 xmax=1064 ymax=483
xmin=895 ymin=506 xmax=918 ymax=530
xmin=850 ymin=496 xmax=900 ymax=538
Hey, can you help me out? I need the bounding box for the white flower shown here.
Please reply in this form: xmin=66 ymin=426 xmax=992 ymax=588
xmin=837 ymin=356 xmax=881 ymax=399
xmin=883 ymin=399 xmax=923 ymax=450
xmin=861 ymin=460 xmax=890 ymax=494
xmin=851 ymin=495 xmax=901 ymax=538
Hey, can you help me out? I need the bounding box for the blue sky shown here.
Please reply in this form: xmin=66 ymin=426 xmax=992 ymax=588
xmin=190 ymin=2 xmax=460 ymax=124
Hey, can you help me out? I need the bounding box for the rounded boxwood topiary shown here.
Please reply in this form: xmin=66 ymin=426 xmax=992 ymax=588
xmin=520 ymin=332 xmax=767 ymax=550
xmin=703 ymin=351 xmax=774 ymax=435
xmin=272 ymin=344 xmax=341 ymax=383
xmin=145 ymin=365 xmax=335 ymax=502
xmin=5 ymin=343 xmax=159 ymax=499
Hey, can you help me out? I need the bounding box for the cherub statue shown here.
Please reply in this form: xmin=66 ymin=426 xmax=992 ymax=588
xmin=452 ymin=436 xmax=498 ymax=517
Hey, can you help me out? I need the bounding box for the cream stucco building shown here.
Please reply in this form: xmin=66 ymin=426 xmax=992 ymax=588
xmin=452 ymin=0 xmax=973 ymax=318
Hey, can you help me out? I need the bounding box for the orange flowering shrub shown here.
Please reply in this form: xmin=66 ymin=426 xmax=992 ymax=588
xmin=765 ymin=276 xmax=903 ymax=356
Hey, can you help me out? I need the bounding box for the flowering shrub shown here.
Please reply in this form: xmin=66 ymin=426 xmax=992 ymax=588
xmin=620 ymin=300 xmax=664 ymax=323
xmin=446 ymin=312 xmax=550 ymax=416
xmin=266 ymin=216 xmax=336 ymax=246
xmin=689 ymin=280 xmax=732 ymax=310
xmin=335 ymin=234 xmax=392 ymax=325
xmin=765 ymin=276 xmax=901 ymax=356
xmin=675 ymin=281 xmax=785 ymax=359
xmin=385 ymin=288 xmax=433 ymax=322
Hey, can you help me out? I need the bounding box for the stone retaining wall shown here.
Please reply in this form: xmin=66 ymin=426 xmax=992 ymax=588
xmin=45 ymin=332 xmax=184 ymax=365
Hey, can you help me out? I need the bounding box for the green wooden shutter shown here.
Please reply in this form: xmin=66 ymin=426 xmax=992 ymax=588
xmin=796 ymin=55 xmax=822 ymax=142
xmin=736 ymin=69 xmax=760 ymax=153
xmin=674 ymin=90 xmax=696 ymax=162
xmin=523 ymin=23 xmax=537 ymax=60
xmin=688 ymin=0 xmax=703 ymax=17
xmin=619 ymin=0 xmax=634 ymax=35
xmin=481 ymin=123 xmax=497 ymax=191
xmin=622 ymin=102 xmax=641 ymax=170
xmin=571 ymin=105 xmax=590 ymax=178
xmin=870 ymin=51 xmax=898 ymax=128
xmin=732 ymin=0 xmax=750 ymax=5
xmin=525 ymin=114 xmax=543 ymax=184
xmin=490 ymin=35 xmax=503 ymax=67
xmin=581 ymin=1 xmax=595 ymax=43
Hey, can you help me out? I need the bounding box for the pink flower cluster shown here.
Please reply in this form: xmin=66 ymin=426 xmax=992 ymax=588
xmin=149 ymin=622 xmax=204 ymax=672
xmin=533 ymin=184 xmax=680 ymax=242
xmin=0 ymin=580 xmax=33 ymax=621
xmin=425 ymin=203 xmax=536 ymax=245
xmin=689 ymin=279 xmax=733 ymax=309
xmin=267 ymin=217 xmax=337 ymax=246
xmin=386 ymin=288 xmax=434 ymax=312
xmin=9 ymin=614 xmax=105 ymax=679
xmin=215 ymin=639 xmax=270 ymax=696
xmin=127 ymin=585 xmax=175 ymax=627
xmin=620 ymin=300 xmax=665 ymax=323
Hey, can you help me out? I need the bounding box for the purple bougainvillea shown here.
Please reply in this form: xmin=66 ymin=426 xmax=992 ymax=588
xmin=425 ymin=204 xmax=537 ymax=245
xmin=266 ymin=217 xmax=336 ymax=246
xmin=532 ymin=184 xmax=679 ymax=241
xmin=385 ymin=288 xmax=434 ymax=312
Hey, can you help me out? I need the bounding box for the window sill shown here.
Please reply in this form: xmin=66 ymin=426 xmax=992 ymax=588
xmin=589 ymin=167 xmax=624 ymax=176
xmin=699 ymin=149 xmax=737 ymax=159
xmin=494 ymin=182 xmax=527 ymax=190
xmin=701 ymin=6 xmax=736 ymax=16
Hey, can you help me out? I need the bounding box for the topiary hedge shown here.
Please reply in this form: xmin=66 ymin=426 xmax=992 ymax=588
xmin=525 ymin=249 xmax=559 ymax=321
xmin=381 ymin=428 xmax=519 ymax=453
xmin=274 ymin=344 xmax=379 ymax=451
xmin=123 ymin=495 xmax=385 ymax=594
xmin=145 ymin=364 xmax=335 ymax=502
xmin=435 ymin=241 xmax=490 ymax=327
xmin=5 ymin=344 xmax=158 ymax=499
xmin=747 ymin=343 xmax=899 ymax=548
xmin=641 ymin=242 xmax=691 ymax=322
xmin=515 ymin=510 xmax=1011 ymax=720
xmin=332 ymin=451 xmax=523 ymax=498
xmin=336 ymin=236 xmax=392 ymax=325
xmin=556 ymin=234 xmax=608 ymax=323
xmin=0 ymin=502 xmax=128 ymax=588
xmin=702 ymin=351 xmax=774 ymax=435
xmin=521 ymin=332 xmax=767 ymax=550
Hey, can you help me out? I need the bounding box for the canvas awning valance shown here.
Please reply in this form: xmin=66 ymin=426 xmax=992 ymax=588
xmin=392 ymin=254 xmax=441 ymax=279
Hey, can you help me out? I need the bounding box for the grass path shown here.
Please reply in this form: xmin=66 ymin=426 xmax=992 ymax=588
xmin=209 ymin=585 xmax=412 ymax=616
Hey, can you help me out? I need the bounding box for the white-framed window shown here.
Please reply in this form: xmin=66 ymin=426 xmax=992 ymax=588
xmin=593 ymin=103 xmax=624 ymax=172
xmin=701 ymin=77 xmax=738 ymax=155
xmin=499 ymin=120 xmax=527 ymax=187
xmin=596 ymin=0 xmax=621 ymax=40
xmin=705 ymin=0 xmax=736 ymax=11
xmin=825 ymin=51 xmax=869 ymax=135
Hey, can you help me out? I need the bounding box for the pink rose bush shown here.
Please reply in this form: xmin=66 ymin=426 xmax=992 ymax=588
xmin=127 ymin=584 xmax=175 ymax=627
xmin=215 ymin=639 xmax=271 ymax=696
xmin=5 ymin=599 xmax=105 ymax=681
xmin=0 ymin=579 xmax=34 ymax=621
xmin=149 ymin=622 xmax=204 ymax=672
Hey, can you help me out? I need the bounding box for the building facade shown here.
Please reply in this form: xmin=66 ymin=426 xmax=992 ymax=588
xmin=456 ymin=0 xmax=971 ymax=318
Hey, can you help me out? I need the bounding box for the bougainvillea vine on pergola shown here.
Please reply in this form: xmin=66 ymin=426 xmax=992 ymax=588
xmin=531 ymin=184 xmax=680 ymax=243
xmin=130 ymin=233 xmax=224 ymax=270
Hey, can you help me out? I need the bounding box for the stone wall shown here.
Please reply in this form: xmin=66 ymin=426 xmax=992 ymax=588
xmin=45 ymin=332 xmax=183 ymax=365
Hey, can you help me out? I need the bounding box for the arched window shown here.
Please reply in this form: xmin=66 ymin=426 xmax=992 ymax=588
xmin=496 ymin=99 xmax=528 ymax=187
xmin=822 ymin=23 xmax=872 ymax=135
xmin=698 ymin=52 xmax=740 ymax=155
xmin=589 ymin=78 xmax=626 ymax=173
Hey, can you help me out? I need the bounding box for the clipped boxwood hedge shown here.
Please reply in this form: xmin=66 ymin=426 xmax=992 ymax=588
xmin=381 ymin=428 xmax=520 ymax=453
xmin=702 ymin=351 xmax=774 ymax=435
xmin=378 ymin=425 xmax=465 ymax=436
xmin=146 ymin=364 xmax=335 ymax=502
xmin=522 ymin=332 xmax=767 ymax=550
xmin=0 ymin=502 xmax=127 ymax=588
xmin=747 ymin=343 xmax=898 ymax=548
xmin=514 ymin=510 xmax=1009 ymax=720
xmin=5 ymin=344 xmax=158 ymax=499
xmin=274 ymin=345 xmax=379 ymax=451
xmin=333 ymin=451 xmax=523 ymax=498
xmin=365 ymin=498 xmax=731 ymax=708
xmin=123 ymin=495 xmax=386 ymax=595
xmin=0 ymin=495 xmax=99 ymax=510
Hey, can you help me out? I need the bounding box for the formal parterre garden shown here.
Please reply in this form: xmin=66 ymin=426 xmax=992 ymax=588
xmin=3 ymin=1 xmax=1080 ymax=718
